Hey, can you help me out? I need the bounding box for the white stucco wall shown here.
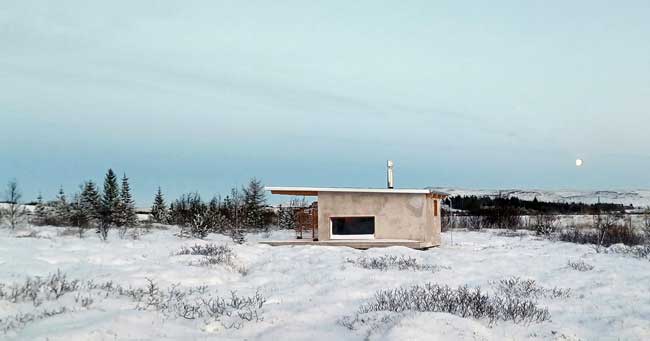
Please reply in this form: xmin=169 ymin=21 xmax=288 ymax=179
xmin=317 ymin=192 xmax=441 ymax=247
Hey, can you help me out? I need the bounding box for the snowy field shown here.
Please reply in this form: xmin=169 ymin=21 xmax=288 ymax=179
xmin=1 ymin=226 xmax=649 ymax=340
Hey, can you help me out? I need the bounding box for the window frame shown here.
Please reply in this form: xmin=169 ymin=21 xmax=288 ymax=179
xmin=329 ymin=215 xmax=376 ymax=240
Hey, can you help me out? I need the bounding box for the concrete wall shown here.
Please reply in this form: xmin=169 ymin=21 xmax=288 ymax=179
xmin=317 ymin=192 xmax=441 ymax=247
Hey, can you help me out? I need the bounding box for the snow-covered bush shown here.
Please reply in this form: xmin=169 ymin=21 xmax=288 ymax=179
xmin=126 ymin=279 xmax=266 ymax=328
xmin=345 ymin=255 xmax=448 ymax=272
xmin=1 ymin=272 xmax=266 ymax=333
xmin=1 ymin=307 xmax=69 ymax=333
xmin=176 ymin=244 xmax=234 ymax=262
xmin=340 ymin=282 xmax=551 ymax=332
xmin=593 ymin=243 xmax=650 ymax=260
xmin=558 ymin=225 xmax=646 ymax=247
xmin=567 ymin=260 xmax=594 ymax=271
xmin=0 ymin=270 xmax=80 ymax=306
xmin=532 ymin=214 xmax=559 ymax=236
xmin=175 ymin=244 xmax=246 ymax=273
xmin=490 ymin=277 xmax=571 ymax=300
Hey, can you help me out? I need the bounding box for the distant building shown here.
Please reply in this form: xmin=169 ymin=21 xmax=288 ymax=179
xmin=261 ymin=162 xmax=447 ymax=249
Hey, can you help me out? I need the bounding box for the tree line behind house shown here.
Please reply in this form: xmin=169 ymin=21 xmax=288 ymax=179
xmin=442 ymin=194 xmax=650 ymax=247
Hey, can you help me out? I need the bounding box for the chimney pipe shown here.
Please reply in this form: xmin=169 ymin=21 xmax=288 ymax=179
xmin=387 ymin=160 xmax=394 ymax=189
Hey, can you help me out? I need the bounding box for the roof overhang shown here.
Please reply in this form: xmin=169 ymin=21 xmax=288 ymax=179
xmin=265 ymin=186 xmax=448 ymax=198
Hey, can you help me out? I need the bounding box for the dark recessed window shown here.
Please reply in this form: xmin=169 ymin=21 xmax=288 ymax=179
xmin=331 ymin=217 xmax=375 ymax=235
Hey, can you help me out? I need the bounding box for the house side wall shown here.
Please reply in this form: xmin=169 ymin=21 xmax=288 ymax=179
xmin=429 ymin=195 xmax=442 ymax=246
xmin=317 ymin=192 xmax=441 ymax=246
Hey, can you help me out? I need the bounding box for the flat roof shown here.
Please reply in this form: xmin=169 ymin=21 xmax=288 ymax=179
xmin=265 ymin=186 xmax=448 ymax=197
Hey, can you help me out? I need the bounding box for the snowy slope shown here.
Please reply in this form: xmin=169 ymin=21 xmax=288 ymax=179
xmin=431 ymin=188 xmax=650 ymax=207
xmin=1 ymin=226 xmax=649 ymax=340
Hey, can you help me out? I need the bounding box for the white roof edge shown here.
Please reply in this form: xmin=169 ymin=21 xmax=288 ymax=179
xmin=265 ymin=186 xmax=447 ymax=195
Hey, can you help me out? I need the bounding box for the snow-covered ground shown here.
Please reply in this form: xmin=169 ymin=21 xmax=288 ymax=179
xmin=432 ymin=188 xmax=650 ymax=208
xmin=1 ymin=226 xmax=649 ymax=340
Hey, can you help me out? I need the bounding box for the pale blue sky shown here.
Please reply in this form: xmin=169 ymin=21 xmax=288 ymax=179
xmin=2 ymin=1 xmax=650 ymax=205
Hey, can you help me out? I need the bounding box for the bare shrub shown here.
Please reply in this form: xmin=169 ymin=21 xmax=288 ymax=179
xmin=129 ymin=280 xmax=266 ymax=329
xmin=494 ymin=230 xmax=528 ymax=238
xmin=592 ymin=244 xmax=650 ymax=260
xmin=229 ymin=227 xmax=246 ymax=244
xmin=466 ymin=215 xmax=484 ymax=230
xmin=0 ymin=269 xmax=80 ymax=305
xmin=345 ymin=255 xmax=449 ymax=272
xmin=175 ymin=244 xmax=246 ymax=274
xmin=643 ymin=208 xmax=650 ymax=237
xmin=176 ymin=244 xmax=234 ymax=262
xmin=491 ymin=277 xmax=570 ymax=300
xmin=0 ymin=307 xmax=68 ymax=333
xmin=567 ymin=260 xmax=594 ymax=271
xmin=1 ymin=180 xmax=27 ymax=229
xmin=532 ymin=214 xmax=559 ymax=236
xmin=558 ymin=225 xmax=646 ymax=247
xmin=1 ymin=273 xmax=266 ymax=333
xmin=341 ymin=282 xmax=552 ymax=331
xmin=57 ymin=227 xmax=82 ymax=237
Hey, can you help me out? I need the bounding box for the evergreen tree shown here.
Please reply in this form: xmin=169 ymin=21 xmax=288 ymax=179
xmin=242 ymin=178 xmax=267 ymax=229
xmin=117 ymin=173 xmax=138 ymax=227
xmin=150 ymin=187 xmax=167 ymax=223
xmin=278 ymin=205 xmax=296 ymax=230
xmin=76 ymin=181 xmax=102 ymax=236
xmin=226 ymin=187 xmax=245 ymax=242
xmin=54 ymin=186 xmax=71 ymax=225
xmin=34 ymin=192 xmax=47 ymax=226
xmin=80 ymin=181 xmax=101 ymax=221
xmin=205 ymin=196 xmax=226 ymax=232
xmin=68 ymin=189 xmax=88 ymax=234
xmin=99 ymin=169 xmax=120 ymax=239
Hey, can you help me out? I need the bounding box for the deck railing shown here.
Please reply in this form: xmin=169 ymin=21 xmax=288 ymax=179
xmin=296 ymin=206 xmax=318 ymax=241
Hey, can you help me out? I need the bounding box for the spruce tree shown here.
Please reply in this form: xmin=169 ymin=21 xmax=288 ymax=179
xmin=118 ymin=173 xmax=138 ymax=227
xmin=54 ymin=186 xmax=70 ymax=226
xmin=100 ymin=169 xmax=120 ymax=239
xmin=78 ymin=181 xmax=101 ymax=236
xmin=80 ymin=181 xmax=101 ymax=220
xmin=34 ymin=193 xmax=47 ymax=225
xmin=226 ymin=187 xmax=245 ymax=242
xmin=151 ymin=187 xmax=167 ymax=223
xmin=68 ymin=190 xmax=87 ymax=234
xmin=204 ymin=196 xmax=226 ymax=232
xmin=278 ymin=204 xmax=295 ymax=230
xmin=243 ymin=178 xmax=267 ymax=229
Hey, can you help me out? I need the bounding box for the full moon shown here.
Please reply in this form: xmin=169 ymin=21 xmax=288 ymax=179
xmin=575 ymin=159 xmax=584 ymax=167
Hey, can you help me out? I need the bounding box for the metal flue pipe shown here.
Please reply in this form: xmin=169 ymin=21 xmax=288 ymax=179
xmin=387 ymin=160 xmax=394 ymax=189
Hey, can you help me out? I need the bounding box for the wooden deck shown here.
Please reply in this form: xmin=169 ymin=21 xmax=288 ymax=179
xmin=258 ymin=239 xmax=432 ymax=249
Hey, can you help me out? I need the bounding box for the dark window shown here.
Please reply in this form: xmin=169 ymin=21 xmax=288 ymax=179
xmin=331 ymin=217 xmax=375 ymax=235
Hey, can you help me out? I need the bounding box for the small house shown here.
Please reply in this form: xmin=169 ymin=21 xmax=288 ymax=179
xmin=261 ymin=162 xmax=448 ymax=249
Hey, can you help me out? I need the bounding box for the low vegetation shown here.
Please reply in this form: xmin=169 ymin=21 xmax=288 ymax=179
xmin=592 ymin=244 xmax=650 ymax=260
xmin=567 ymin=260 xmax=594 ymax=271
xmin=558 ymin=226 xmax=646 ymax=247
xmin=0 ymin=270 xmax=266 ymax=333
xmin=340 ymin=276 xmax=570 ymax=336
xmin=490 ymin=277 xmax=571 ymax=300
xmin=345 ymin=255 xmax=449 ymax=272
xmin=341 ymin=283 xmax=552 ymax=333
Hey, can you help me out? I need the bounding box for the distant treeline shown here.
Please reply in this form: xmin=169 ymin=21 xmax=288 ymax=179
xmin=444 ymin=195 xmax=628 ymax=215
xmin=0 ymin=171 xmax=290 ymax=243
